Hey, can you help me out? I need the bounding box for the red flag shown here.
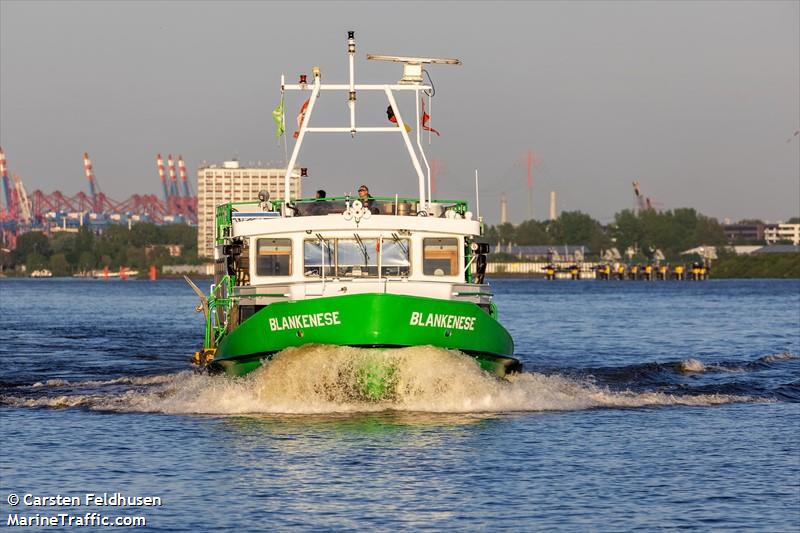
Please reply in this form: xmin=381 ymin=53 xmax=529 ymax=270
xmin=293 ymin=99 xmax=310 ymax=139
xmin=421 ymin=98 xmax=440 ymax=136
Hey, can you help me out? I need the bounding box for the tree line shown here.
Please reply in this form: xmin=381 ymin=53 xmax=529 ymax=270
xmin=3 ymin=224 xmax=200 ymax=276
xmin=0 ymin=207 xmax=788 ymax=275
xmin=485 ymin=207 xmax=729 ymax=260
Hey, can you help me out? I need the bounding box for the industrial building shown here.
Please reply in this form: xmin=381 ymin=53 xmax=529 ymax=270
xmin=197 ymin=160 xmax=302 ymax=257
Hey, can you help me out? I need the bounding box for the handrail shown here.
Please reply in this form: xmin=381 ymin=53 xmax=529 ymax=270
xmin=230 ymin=196 xmax=465 ymax=205
xmin=225 ymin=196 xmax=468 ymax=213
xmin=206 ymin=273 xmax=236 ymax=348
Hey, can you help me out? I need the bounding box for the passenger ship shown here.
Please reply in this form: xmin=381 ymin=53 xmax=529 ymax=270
xmin=189 ymin=33 xmax=520 ymax=394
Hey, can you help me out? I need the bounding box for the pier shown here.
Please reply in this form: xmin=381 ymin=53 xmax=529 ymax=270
xmin=487 ymin=261 xmax=709 ymax=280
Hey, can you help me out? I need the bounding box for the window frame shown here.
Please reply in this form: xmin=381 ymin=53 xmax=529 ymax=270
xmin=302 ymin=236 xmax=412 ymax=279
xmin=254 ymin=237 xmax=293 ymax=277
xmin=380 ymin=237 xmax=411 ymax=278
xmin=422 ymin=237 xmax=460 ymax=277
xmin=303 ymin=238 xmax=335 ymax=278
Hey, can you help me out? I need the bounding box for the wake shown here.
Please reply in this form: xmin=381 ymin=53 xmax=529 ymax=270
xmin=1 ymin=345 xmax=763 ymax=415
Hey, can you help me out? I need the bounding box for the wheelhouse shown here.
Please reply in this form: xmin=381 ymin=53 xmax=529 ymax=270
xmin=213 ymin=196 xmax=490 ymax=305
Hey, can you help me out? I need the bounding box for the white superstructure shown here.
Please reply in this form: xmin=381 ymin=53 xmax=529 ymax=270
xmin=224 ymin=203 xmax=487 ymax=307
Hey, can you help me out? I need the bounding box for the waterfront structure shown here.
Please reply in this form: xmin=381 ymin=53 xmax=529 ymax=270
xmin=764 ymin=223 xmax=800 ymax=246
xmin=493 ymin=244 xmax=589 ymax=262
xmin=723 ymin=223 xmax=767 ymax=243
xmin=196 ymin=160 xmax=302 ymax=257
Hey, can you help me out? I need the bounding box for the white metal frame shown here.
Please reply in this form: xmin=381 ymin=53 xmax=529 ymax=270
xmin=280 ymin=33 xmax=457 ymax=216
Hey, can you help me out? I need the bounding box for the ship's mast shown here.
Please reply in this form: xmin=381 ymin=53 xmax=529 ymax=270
xmin=281 ymin=31 xmax=460 ymax=215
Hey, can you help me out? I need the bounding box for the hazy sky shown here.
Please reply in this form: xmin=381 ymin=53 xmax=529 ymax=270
xmin=1 ymin=0 xmax=798 ymax=224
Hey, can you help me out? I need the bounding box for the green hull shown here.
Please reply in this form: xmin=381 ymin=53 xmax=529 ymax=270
xmin=210 ymin=293 xmax=518 ymax=377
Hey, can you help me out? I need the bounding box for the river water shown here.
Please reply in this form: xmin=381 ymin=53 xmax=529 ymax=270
xmin=1 ymin=278 xmax=798 ymax=531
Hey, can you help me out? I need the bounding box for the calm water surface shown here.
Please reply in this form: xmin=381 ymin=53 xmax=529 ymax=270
xmin=1 ymin=278 xmax=798 ymax=531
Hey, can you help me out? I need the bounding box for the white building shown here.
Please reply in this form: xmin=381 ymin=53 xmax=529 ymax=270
xmin=197 ymin=160 xmax=302 ymax=257
xmin=764 ymin=223 xmax=800 ymax=246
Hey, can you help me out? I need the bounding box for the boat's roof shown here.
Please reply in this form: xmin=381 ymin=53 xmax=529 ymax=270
xmin=230 ymin=196 xmax=468 ymax=213
xmin=219 ymin=197 xmax=481 ymax=239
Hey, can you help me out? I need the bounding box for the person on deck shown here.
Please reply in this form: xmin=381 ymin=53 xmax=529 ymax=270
xmin=307 ymin=189 xmax=328 ymax=215
xmin=357 ymin=185 xmax=377 ymax=213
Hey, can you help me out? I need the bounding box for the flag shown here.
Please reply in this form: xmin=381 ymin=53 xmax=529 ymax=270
xmin=293 ymin=99 xmax=310 ymax=139
xmin=386 ymin=105 xmax=412 ymax=133
xmin=272 ymin=96 xmax=285 ymax=138
xmin=421 ymin=98 xmax=440 ymax=136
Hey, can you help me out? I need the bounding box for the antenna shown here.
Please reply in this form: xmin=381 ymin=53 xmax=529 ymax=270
xmin=367 ymin=54 xmax=461 ymax=84
xmin=475 ymin=169 xmax=480 ymax=220
xmin=281 ymin=34 xmax=460 ymax=214
xmin=348 ymin=31 xmax=356 ymax=135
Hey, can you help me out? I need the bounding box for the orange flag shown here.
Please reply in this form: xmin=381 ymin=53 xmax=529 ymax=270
xmin=293 ymin=99 xmax=310 ymax=139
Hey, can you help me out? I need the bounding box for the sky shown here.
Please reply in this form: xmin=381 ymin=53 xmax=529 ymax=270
xmin=1 ymin=0 xmax=798 ymax=225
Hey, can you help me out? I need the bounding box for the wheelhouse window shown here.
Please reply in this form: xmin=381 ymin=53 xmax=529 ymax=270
xmin=381 ymin=238 xmax=410 ymax=277
xmin=256 ymin=238 xmax=291 ymax=276
xmin=423 ymin=238 xmax=458 ymax=276
xmin=303 ymin=237 xmax=411 ymax=278
xmin=336 ymin=238 xmax=378 ymax=277
xmin=303 ymin=239 xmax=334 ymax=278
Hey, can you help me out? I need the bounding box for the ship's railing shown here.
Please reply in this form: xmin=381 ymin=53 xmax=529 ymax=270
xmin=204 ymin=272 xmax=236 ymax=348
xmin=215 ymin=197 xmax=469 ymax=245
xmin=283 ymin=196 xmax=468 ymax=217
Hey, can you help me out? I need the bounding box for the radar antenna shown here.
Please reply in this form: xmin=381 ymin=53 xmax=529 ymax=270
xmin=366 ymin=54 xmax=461 ymax=84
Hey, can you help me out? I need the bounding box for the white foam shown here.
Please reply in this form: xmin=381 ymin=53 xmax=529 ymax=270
xmin=29 ymin=374 xmax=175 ymax=389
xmin=760 ymin=352 xmax=797 ymax=363
xmin=678 ymin=358 xmax=707 ymax=373
xmin=31 ymin=379 xmax=70 ymax=388
xmin=6 ymin=346 xmax=752 ymax=415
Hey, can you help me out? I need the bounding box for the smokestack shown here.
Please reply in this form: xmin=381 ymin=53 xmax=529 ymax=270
xmin=500 ymin=193 xmax=508 ymax=224
xmin=549 ymin=191 xmax=557 ymax=221
xmin=83 ymin=152 xmax=93 ymax=183
xmin=84 ymin=152 xmax=99 ymax=212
